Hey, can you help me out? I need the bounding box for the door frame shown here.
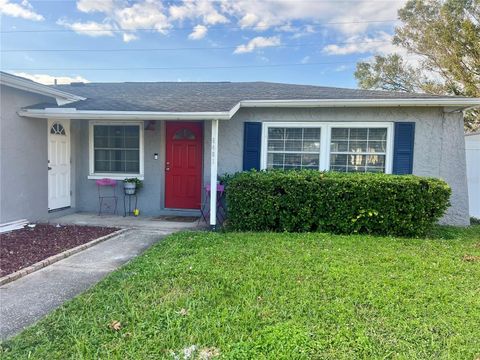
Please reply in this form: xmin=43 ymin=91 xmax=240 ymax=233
xmin=164 ymin=121 xmax=203 ymax=210
xmin=47 ymin=118 xmax=71 ymax=211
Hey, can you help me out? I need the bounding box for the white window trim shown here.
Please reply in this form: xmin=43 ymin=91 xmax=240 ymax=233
xmin=261 ymin=122 xmax=394 ymax=174
xmin=88 ymin=121 xmax=145 ymax=180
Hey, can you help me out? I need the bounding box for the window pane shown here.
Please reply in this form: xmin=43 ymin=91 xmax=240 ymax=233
xmin=368 ymin=128 xmax=387 ymax=140
xmin=94 ymin=136 xmax=108 ymax=148
xmin=285 ymin=153 xmax=301 ymax=166
xmin=366 ymin=154 xmax=385 ymax=167
xmin=330 ymin=127 xmax=388 ymax=174
xmin=266 ymin=127 xmax=321 ymax=170
xmin=125 ymin=126 xmax=139 ymax=136
xmin=95 ymin=150 xmax=109 ymax=161
xmin=303 ymin=141 xmax=320 ymax=152
xmin=349 ymin=140 xmax=368 ymax=152
xmin=268 ymin=140 xmax=284 ymax=151
xmin=95 ymin=160 xmax=110 ymax=172
xmin=111 ymin=161 xmax=125 ymax=172
xmin=94 ymin=126 xmax=108 ymax=136
xmin=330 ymin=165 xmax=347 ymax=172
xmin=331 ymin=128 xmax=349 ymax=140
xmin=330 ymin=154 xmax=348 ymax=166
xmin=125 ymin=161 xmax=140 ymax=173
xmin=349 ymin=154 xmax=366 ymax=167
xmin=367 ymin=141 xmax=386 ymax=153
xmin=285 ymin=140 xmax=302 ymax=151
xmin=349 ymin=128 xmax=368 ymax=140
xmin=304 ymin=128 xmax=320 ymax=140
xmin=330 ymin=140 xmax=348 ymax=152
xmin=93 ymin=125 xmax=140 ymax=174
xmin=125 ymin=136 xmax=139 ymax=148
xmin=285 ymin=128 xmax=302 ymax=140
xmin=109 ymin=136 xmax=124 ymax=148
xmin=302 ymin=154 xmax=319 ymax=167
xmin=125 ymin=150 xmax=139 ymax=161
xmin=268 ymin=128 xmax=284 ymax=139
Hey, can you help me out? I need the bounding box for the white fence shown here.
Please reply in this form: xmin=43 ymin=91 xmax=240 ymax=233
xmin=466 ymin=133 xmax=480 ymax=218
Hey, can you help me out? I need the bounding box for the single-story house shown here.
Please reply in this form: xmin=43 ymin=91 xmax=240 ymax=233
xmin=1 ymin=71 xmax=479 ymax=228
xmin=465 ymin=132 xmax=480 ymax=218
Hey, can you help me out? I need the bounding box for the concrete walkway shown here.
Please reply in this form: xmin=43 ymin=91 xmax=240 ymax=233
xmin=0 ymin=229 xmax=172 ymax=340
xmin=53 ymin=212 xmax=204 ymax=231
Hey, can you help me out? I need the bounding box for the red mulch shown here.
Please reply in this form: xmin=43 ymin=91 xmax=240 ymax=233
xmin=0 ymin=224 xmax=119 ymax=277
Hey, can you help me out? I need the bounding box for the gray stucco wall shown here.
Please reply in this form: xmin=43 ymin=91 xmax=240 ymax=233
xmin=204 ymin=107 xmax=470 ymax=225
xmin=63 ymin=106 xmax=469 ymax=225
xmin=0 ymin=85 xmax=50 ymax=223
xmin=74 ymin=120 xmax=184 ymax=216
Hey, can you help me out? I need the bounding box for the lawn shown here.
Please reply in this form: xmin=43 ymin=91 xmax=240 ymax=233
xmin=1 ymin=226 xmax=480 ymax=359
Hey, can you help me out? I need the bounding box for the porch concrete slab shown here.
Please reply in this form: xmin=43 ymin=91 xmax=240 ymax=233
xmin=0 ymin=229 xmax=170 ymax=340
xmin=51 ymin=212 xmax=204 ymax=231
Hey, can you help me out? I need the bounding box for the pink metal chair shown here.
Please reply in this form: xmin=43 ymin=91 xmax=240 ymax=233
xmin=96 ymin=178 xmax=118 ymax=215
xmin=200 ymin=184 xmax=226 ymax=224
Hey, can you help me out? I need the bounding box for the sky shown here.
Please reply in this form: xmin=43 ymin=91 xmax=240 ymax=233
xmin=0 ymin=0 xmax=409 ymax=87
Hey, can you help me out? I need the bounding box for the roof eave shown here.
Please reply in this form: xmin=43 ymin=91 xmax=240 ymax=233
xmin=18 ymin=97 xmax=480 ymax=120
xmin=18 ymin=108 xmax=231 ymax=120
xmin=239 ymin=98 xmax=480 ymax=109
xmin=0 ymin=72 xmax=85 ymax=106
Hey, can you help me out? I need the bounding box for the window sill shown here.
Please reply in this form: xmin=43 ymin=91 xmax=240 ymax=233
xmin=88 ymin=174 xmax=144 ymax=181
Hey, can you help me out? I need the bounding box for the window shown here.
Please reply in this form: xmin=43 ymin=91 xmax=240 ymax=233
xmin=173 ymin=128 xmax=196 ymax=140
xmin=89 ymin=122 xmax=143 ymax=179
xmin=330 ymin=127 xmax=387 ymax=173
xmin=262 ymin=122 xmax=393 ymax=173
xmin=266 ymin=127 xmax=321 ymax=170
xmin=50 ymin=123 xmax=66 ymax=135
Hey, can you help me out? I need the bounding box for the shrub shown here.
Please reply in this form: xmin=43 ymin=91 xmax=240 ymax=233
xmin=225 ymin=170 xmax=451 ymax=237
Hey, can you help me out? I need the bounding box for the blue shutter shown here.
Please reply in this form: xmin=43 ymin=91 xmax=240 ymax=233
xmin=392 ymin=122 xmax=415 ymax=174
xmin=243 ymin=122 xmax=262 ymax=171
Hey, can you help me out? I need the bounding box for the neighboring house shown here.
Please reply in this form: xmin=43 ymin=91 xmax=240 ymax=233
xmin=1 ymin=71 xmax=479 ymax=228
xmin=465 ymin=132 xmax=480 ymax=218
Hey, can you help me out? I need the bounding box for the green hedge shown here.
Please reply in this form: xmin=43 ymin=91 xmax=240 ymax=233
xmin=225 ymin=170 xmax=451 ymax=237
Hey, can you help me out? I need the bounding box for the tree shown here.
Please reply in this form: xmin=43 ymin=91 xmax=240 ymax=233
xmin=355 ymin=0 xmax=480 ymax=132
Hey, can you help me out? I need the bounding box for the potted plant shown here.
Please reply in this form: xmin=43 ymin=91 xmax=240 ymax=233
xmin=123 ymin=177 xmax=143 ymax=195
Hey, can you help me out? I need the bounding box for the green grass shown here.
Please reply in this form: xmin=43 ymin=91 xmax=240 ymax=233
xmin=2 ymin=226 xmax=480 ymax=359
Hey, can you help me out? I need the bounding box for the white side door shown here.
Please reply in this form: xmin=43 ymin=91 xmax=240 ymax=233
xmin=48 ymin=119 xmax=71 ymax=210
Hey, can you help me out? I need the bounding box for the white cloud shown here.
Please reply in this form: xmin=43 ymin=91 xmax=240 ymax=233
xmin=56 ymin=19 xmax=114 ymax=37
xmin=122 ymin=33 xmax=138 ymax=42
xmin=222 ymin=0 xmax=407 ymax=35
xmin=58 ymin=0 xmax=170 ymax=42
xmin=323 ymin=32 xmax=398 ymax=55
xmin=77 ymin=0 xmax=115 ymax=13
xmin=0 ymin=0 xmax=44 ymax=21
xmin=114 ymin=0 xmax=170 ymax=34
xmin=57 ymin=0 xmax=408 ymax=42
xmin=234 ymin=36 xmax=281 ymax=54
xmin=13 ymin=72 xmax=90 ymax=85
xmin=169 ymin=0 xmax=228 ymax=25
xmin=188 ymin=24 xmax=208 ymax=40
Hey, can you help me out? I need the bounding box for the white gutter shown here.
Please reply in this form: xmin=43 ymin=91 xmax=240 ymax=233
xmin=238 ymin=98 xmax=480 ymax=108
xmin=0 ymin=72 xmax=85 ymax=106
xmin=18 ymin=97 xmax=480 ymax=120
xmin=18 ymin=108 xmax=231 ymax=120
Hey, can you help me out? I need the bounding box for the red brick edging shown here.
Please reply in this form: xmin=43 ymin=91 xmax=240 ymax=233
xmin=0 ymin=228 xmax=128 ymax=286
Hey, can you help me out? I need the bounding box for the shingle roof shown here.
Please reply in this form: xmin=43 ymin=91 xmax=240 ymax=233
xmin=24 ymin=81 xmax=463 ymax=113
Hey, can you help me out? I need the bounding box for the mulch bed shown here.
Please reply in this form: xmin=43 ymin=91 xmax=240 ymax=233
xmin=0 ymin=224 xmax=118 ymax=277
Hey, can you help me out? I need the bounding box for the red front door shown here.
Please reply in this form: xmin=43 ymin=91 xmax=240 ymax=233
xmin=165 ymin=122 xmax=203 ymax=209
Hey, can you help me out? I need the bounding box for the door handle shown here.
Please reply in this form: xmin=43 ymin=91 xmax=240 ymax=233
xmin=48 ymin=167 xmax=52 ymax=170
xmin=165 ymin=167 xmax=170 ymax=171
